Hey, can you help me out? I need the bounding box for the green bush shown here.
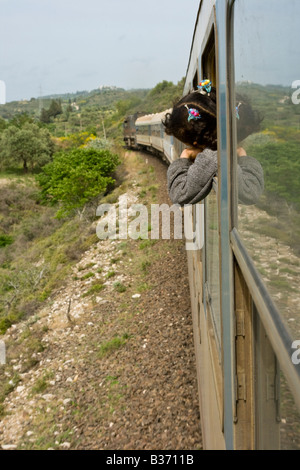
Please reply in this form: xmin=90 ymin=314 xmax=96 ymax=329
xmin=0 ymin=234 xmax=13 ymax=247
xmin=247 ymin=140 xmax=300 ymax=209
xmin=113 ymin=281 xmax=126 ymax=293
xmin=0 ymin=122 xmax=54 ymax=172
xmin=36 ymin=147 xmax=120 ymax=217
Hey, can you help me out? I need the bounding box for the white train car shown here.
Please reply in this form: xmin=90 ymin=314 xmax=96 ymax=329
xmin=134 ymin=109 xmax=177 ymax=163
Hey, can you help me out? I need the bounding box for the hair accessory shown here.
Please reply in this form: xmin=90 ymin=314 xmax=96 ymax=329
xmin=236 ymin=102 xmax=242 ymax=120
xmin=198 ymin=79 xmax=212 ymax=95
xmin=185 ymin=104 xmax=201 ymax=122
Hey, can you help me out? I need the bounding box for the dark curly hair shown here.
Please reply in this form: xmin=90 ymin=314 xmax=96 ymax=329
xmin=163 ymin=88 xmax=217 ymax=150
xmin=235 ymin=94 xmax=262 ymax=142
xmin=162 ymin=87 xmax=262 ymax=150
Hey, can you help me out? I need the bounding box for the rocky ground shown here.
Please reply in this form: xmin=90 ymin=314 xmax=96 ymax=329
xmin=0 ymin=151 xmax=202 ymax=450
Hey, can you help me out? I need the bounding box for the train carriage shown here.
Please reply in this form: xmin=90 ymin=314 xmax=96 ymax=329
xmin=124 ymin=0 xmax=300 ymax=450
xmin=123 ymin=112 xmax=143 ymax=148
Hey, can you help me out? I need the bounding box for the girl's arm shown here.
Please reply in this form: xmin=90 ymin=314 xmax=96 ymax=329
xmin=167 ymin=148 xmax=218 ymax=205
xmin=167 ymin=147 xmax=264 ymax=206
xmin=237 ymin=155 xmax=264 ymax=205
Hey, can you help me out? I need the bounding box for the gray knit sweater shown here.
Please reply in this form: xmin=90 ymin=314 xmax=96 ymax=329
xmin=167 ymin=148 xmax=264 ymax=206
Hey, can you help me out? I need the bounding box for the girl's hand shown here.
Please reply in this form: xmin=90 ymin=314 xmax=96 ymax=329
xmin=237 ymin=147 xmax=247 ymax=157
xmin=180 ymin=148 xmax=200 ymax=160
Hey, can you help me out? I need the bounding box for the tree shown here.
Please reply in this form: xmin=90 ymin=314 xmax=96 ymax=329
xmin=9 ymin=113 xmax=34 ymax=128
xmin=0 ymin=122 xmax=55 ymax=172
xmin=0 ymin=117 xmax=7 ymax=133
xmin=48 ymin=99 xmax=62 ymax=118
xmin=40 ymin=108 xmax=51 ymax=124
xmin=115 ymin=98 xmax=141 ymax=116
xmin=37 ymin=147 xmax=120 ymax=217
xmin=40 ymin=99 xmax=63 ymax=123
xmin=148 ymin=80 xmax=174 ymax=97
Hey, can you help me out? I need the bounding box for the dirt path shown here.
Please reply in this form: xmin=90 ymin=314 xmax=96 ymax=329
xmin=0 ymin=151 xmax=202 ymax=450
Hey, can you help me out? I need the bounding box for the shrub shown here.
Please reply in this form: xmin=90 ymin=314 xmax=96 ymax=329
xmin=113 ymin=281 xmax=126 ymax=293
xmin=36 ymin=147 xmax=120 ymax=217
xmin=0 ymin=234 xmax=13 ymax=247
xmin=0 ymin=123 xmax=54 ymax=172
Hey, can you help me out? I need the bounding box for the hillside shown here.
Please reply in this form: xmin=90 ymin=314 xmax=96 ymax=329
xmin=0 ymin=150 xmax=202 ymax=450
xmin=0 ymin=79 xmax=185 ymax=142
xmin=0 ymin=79 xmax=202 ymax=449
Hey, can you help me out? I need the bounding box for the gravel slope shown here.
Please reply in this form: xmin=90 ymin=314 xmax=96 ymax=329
xmin=0 ymin=151 xmax=202 ymax=450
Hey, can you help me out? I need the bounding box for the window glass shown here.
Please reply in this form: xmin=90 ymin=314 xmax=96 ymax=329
xmin=233 ymin=0 xmax=300 ymax=342
xmin=205 ymin=188 xmax=221 ymax=348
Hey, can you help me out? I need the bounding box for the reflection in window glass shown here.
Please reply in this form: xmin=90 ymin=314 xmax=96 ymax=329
xmin=233 ymin=0 xmax=300 ymax=450
xmin=233 ymin=0 xmax=300 ymax=342
xmin=280 ymin=373 xmax=300 ymax=450
xmin=205 ymin=188 xmax=221 ymax=347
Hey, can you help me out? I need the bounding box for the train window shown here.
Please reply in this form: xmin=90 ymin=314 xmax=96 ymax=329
xmin=233 ymin=0 xmax=300 ymax=449
xmin=192 ymin=71 xmax=199 ymax=92
xmin=202 ymin=28 xmax=216 ymax=87
xmin=233 ymin=0 xmax=300 ymax=343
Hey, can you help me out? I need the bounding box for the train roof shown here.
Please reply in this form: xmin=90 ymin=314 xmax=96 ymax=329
xmin=135 ymin=109 xmax=172 ymax=126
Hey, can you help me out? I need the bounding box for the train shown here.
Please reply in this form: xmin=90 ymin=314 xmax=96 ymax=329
xmin=123 ymin=110 xmax=178 ymax=164
xmin=123 ymin=0 xmax=300 ymax=450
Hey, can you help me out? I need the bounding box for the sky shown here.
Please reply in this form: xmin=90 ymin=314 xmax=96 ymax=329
xmin=234 ymin=0 xmax=300 ymax=87
xmin=0 ymin=0 xmax=200 ymax=103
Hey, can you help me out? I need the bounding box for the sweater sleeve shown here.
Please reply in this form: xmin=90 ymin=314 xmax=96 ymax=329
xmin=237 ymin=155 xmax=264 ymax=205
xmin=167 ymin=149 xmax=264 ymax=206
xmin=167 ymin=148 xmax=218 ymax=205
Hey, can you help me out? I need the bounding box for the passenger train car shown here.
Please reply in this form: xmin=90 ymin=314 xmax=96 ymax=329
xmin=124 ymin=110 xmax=177 ymax=164
xmin=124 ymin=0 xmax=300 ymax=450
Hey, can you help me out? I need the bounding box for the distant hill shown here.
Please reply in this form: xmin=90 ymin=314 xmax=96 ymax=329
xmin=0 ymin=86 xmax=148 ymax=121
xmin=0 ymin=79 xmax=185 ymax=142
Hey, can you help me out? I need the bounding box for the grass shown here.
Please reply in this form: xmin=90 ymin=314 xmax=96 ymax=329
xmin=82 ymin=283 xmax=104 ymax=297
xmin=0 ymin=180 xmax=97 ymax=334
xmin=31 ymin=377 xmax=48 ymax=395
xmin=81 ymin=272 xmax=94 ymax=280
xmin=78 ymin=262 xmax=96 ymax=271
xmin=105 ymin=375 xmax=127 ymax=414
xmin=106 ymin=270 xmax=116 ymax=279
xmin=141 ymin=260 xmax=151 ymax=272
xmin=138 ymin=239 xmax=157 ymax=250
xmin=98 ymin=333 xmax=130 ymax=358
xmin=137 ymin=282 xmax=151 ymax=292
xmin=113 ymin=281 xmax=127 ymax=293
